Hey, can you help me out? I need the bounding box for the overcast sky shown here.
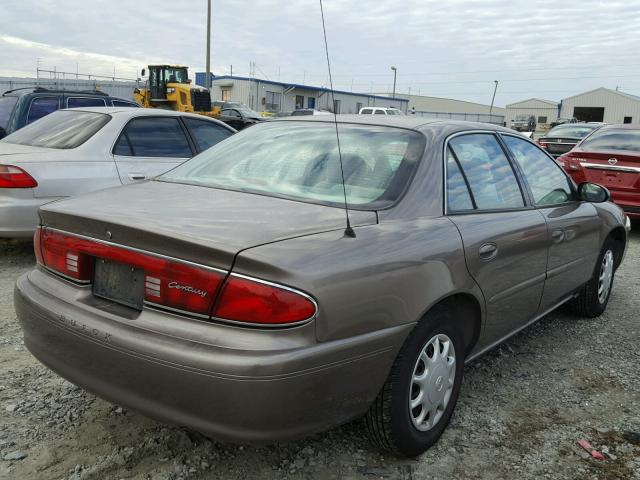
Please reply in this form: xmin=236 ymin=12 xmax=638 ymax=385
xmin=2 ymin=0 xmax=640 ymax=106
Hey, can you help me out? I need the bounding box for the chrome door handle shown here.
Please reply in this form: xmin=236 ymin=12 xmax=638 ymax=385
xmin=551 ymin=230 xmax=565 ymax=243
xmin=127 ymin=173 xmax=146 ymax=181
xmin=479 ymin=243 xmax=498 ymax=260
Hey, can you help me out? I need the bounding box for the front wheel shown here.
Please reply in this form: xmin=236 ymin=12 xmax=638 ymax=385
xmin=365 ymin=305 xmax=465 ymax=457
xmin=569 ymin=239 xmax=616 ymax=318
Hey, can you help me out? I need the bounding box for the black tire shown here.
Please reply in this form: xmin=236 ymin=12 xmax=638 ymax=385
xmin=569 ymin=238 xmax=617 ymax=318
xmin=365 ymin=304 xmax=465 ymax=457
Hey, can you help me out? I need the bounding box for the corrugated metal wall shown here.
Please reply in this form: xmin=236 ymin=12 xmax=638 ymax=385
xmin=560 ymin=89 xmax=640 ymax=124
xmin=413 ymin=111 xmax=504 ymax=125
xmin=0 ymin=77 xmax=139 ymax=100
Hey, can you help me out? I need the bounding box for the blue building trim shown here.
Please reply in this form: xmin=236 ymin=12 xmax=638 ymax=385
xmin=196 ymin=73 xmax=408 ymax=104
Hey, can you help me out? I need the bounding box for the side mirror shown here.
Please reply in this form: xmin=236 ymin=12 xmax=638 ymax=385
xmin=141 ymin=68 xmax=146 ymax=77
xmin=579 ymin=182 xmax=610 ymax=203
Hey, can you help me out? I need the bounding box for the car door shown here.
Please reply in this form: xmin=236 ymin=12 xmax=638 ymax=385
xmin=445 ymin=132 xmax=549 ymax=343
xmin=501 ymin=134 xmax=601 ymax=311
xmin=220 ymin=109 xmax=244 ymax=130
xmin=112 ymin=116 xmax=194 ymax=184
xmin=182 ymin=118 xmax=234 ymax=152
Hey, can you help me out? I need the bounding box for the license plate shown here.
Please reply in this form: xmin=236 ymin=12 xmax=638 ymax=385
xmin=93 ymin=259 xmax=144 ymax=310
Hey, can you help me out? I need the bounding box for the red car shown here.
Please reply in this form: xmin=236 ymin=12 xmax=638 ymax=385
xmin=558 ymin=124 xmax=640 ymax=218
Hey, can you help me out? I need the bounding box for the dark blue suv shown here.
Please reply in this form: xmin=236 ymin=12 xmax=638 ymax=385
xmin=0 ymin=87 xmax=139 ymax=139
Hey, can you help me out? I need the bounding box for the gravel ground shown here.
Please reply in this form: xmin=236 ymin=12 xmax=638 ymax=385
xmin=1 ymin=228 xmax=639 ymax=480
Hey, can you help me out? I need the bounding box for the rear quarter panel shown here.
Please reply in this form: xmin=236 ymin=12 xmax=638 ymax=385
xmin=232 ymin=217 xmax=484 ymax=344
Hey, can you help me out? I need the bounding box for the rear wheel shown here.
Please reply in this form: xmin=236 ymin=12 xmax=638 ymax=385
xmin=569 ymin=239 xmax=616 ymax=318
xmin=365 ymin=305 xmax=465 ymax=457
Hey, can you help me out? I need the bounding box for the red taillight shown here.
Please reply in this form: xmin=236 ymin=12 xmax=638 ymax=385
xmin=213 ymin=275 xmax=317 ymax=325
xmin=0 ymin=165 xmax=38 ymax=188
xmin=37 ymin=228 xmax=317 ymax=325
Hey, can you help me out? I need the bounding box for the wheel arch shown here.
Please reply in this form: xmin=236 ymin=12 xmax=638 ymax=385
xmin=608 ymin=226 xmax=627 ymax=269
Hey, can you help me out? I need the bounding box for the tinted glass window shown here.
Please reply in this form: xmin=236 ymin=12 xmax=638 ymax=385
xmin=579 ymin=128 xmax=640 ymax=152
xmin=222 ymin=109 xmax=241 ymax=118
xmin=116 ymin=117 xmax=192 ymax=157
xmin=360 ymin=109 xmax=373 ymax=114
xmin=0 ymin=96 xmax=18 ymax=130
xmin=449 ymin=133 xmax=524 ymax=210
xmin=112 ymin=100 xmax=139 ymax=107
xmin=183 ymin=118 xmax=232 ymax=151
xmin=374 ymin=110 xmax=386 ymax=115
xmin=2 ymin=110 xmax=110 ymax=149
xmin=446 ymin=148 xmax=473 ymax=211
xmin=113 ymin=134 xmax=132 ymax=156
xmin=161 ymin=122 xmax=425 ymax=209
xmin=27 ymin=97 xmax=59 ymax=124
xmin=503 ymin=135 xmax=573 ymax=206
xmin=67 ymin=97 xmax=107 ymax=108
xmin=546 ymin=125 xmax=596 ymax=138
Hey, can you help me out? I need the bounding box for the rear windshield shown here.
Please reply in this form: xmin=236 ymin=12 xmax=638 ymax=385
xmin=579 ymin=128 xmax=640 ymax=152
xmin=160 ymin=122 xmax=425 ymax=209
xmin=0 ymin=96 xmax=18 ymax=130
xmin=1 ymin=110 xmax=110 ymax=149
xmin=546 ymin=125 xmax=596 ymax=138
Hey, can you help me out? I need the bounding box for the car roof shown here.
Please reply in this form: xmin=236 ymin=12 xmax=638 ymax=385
xmin=64 ymin=107 xmax=222 ymax=122
xmin=2 ymin=87 xmax=110 ymax=97
xmin=273 ymin=114 xmax=514 ymax=134
xmin=549 ymin=123 xmax=599 ymax=128
xmin=596 ymin=123 xmax=640 ymax=131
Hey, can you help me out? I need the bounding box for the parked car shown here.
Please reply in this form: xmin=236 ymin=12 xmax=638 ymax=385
xmin=290 ymin=108 xmax=332 ymax=116
xmin=558 ymin=124 xmax=640 ymax=218
xmin=537 ymin=123 xmax=603 ymax=158
xmin=0 ymin=87 xmax=139 ymax=139
xmin=511 ymin=114 xmax=536 ymax=132
xmin=358 ymin=107 xmax=404 ymax=115
xmin=550 ymin=117 xmax=578 ymax=128
xmin=217 ymin=104 xmax=264 ymax=130
xmin=15 ymin=117 xmax=629 ymax=457
xmin=0 ymin=107 xmax=234 ymax=238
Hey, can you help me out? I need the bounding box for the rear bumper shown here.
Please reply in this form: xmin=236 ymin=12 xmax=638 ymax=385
xmin=0 ymin=193 xmax=62 ymax=238
xmin=15 ymin=270 xmax=410 ymax=443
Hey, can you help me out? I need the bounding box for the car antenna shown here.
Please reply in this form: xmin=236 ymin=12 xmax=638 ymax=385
xmin=319 ymin=0 xmax=355 ymax=238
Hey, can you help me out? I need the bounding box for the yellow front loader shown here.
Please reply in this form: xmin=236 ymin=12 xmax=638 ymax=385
xmin=134 ymin=65 xmax=220 ymax=118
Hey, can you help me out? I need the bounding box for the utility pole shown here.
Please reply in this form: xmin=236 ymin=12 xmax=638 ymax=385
xmin=205 ymin=0 xmax=212 ymax=88
xmin=230 ymin=64 xmax=233 ymax=76
xmin=391 ymin=66 xmax=397 ymax=99
xmin=489 ymin=80 xmax=499 ymax=115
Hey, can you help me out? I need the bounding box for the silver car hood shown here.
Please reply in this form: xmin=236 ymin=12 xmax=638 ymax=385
xmin=38 ymin=180 xmax=377 ymax=270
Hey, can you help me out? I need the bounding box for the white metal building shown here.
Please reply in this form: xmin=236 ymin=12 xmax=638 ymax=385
xmin=204 ymin=75 xmax=408 ymax=114
xmin=377 ymin=93 xmax=505 ymax=124
xmin=559 ymin=87 xmax=640 ymax=124
xmin=505 ymin=98 xmax=558 ymax=127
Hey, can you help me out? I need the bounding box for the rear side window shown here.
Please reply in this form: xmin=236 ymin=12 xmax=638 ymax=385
xmin=111 ymin=100 xmax=139 ymax=107
xmin=360 ymin=108 xmax=373 ymax=114
xmin=67 ymin=97 xmax=107 ymax=108
xmin=183 ymin=118 xmax=233 ymax=151
xmin=27 ymin=97 xmax=59 ymax=124
xmin=114 ymin=117 xmax=192 ymax=158
xmin=1 ymin=110 xmax=110 ymax=149
xmin=0 ymin=96 xmax=18 ymax=130
xmin=449 ymin=133 xmax=524 ymax=210
xmin=446 ymin=148 xmax=474 ymax=211
xmin=579 ymin=128 xmax=640 ymax=152
xmin=502 ymin=135 xmax=573 ymax=206
xmin=374 ymin=110 xmax=386 ymax=115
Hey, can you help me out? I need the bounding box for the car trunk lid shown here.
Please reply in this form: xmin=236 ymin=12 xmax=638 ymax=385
xmin=38 ymin=180 xmax=378 ymax=271
xmin=569 ymin=149 xmax=640 ymax=191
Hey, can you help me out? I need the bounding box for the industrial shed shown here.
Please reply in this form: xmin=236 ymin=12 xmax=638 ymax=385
xmin=376 ymin=93 xmax=505 ymax=125
xmin=505 ymin=98 xmax=558 ymax=128
xmin=199 ymin=75 xmax=407 ymax=114
xmin=559 ymin=87 xmax=640 ymax=124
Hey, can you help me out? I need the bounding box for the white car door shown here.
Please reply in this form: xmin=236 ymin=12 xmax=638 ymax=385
xmin=112 ymin=116 xmax=194 ymax=184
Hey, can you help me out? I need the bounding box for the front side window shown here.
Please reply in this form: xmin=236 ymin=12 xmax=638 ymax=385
xmin=2 ymin=110 xmax=110 ymax=149
xmin=114 ymin=117 xmax=192 ymax=158
xmin=222 ymin=109 xmax=241 ymax=118
xmin=374 ymin=110 xmax=386 ymax=115
xmin=161 ymin=122 xmax=425 ymax=209
xmin=183 ymin=118 xmax=233 ymax=151
xmin=360 ymin=108 xmax=373 ymax=114
xmin=502 ymin=135 xmax=573 ymax=206
xmin=449 ymin=133 xmax=524 ymax=210
xmin=579 ymin=128 xmax=640 ymax=152
xmin=27 ymin=97 xmax=59 ymax=124
xmin=67 ymin=97 xmax=107 ymax=108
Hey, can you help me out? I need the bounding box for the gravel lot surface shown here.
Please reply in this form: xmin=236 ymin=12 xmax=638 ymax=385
xmin=1 ymin=228 xmax=639 ymax=480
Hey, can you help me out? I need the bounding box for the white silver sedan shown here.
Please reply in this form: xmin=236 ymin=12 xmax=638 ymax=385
xmin=0 ymin=107 xmax=235 ymax=238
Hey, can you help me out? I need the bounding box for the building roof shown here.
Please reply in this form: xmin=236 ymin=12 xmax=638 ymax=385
xmin=207 ymin=75 xmax=408 ymax=103
xmin=561 ymin=87 xmax=640 ymax=103
xmin=377 ymin=93 xmax=505 ymax=111
xmin=506 ymin=98 xmax=558 ymax=108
